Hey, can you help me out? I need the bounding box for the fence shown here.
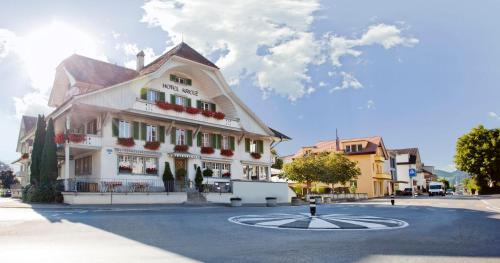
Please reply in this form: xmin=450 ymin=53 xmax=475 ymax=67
xmin=306 ymin=193 xmax=368 ymax=201
xmin=64 ymin=178 xmax=188 ymax=193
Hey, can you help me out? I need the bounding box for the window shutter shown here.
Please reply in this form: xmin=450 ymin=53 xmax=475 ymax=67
xmin=187 ymin=98 xmax=192 ymax=108
xmin=141 ymin=123 xmax=147 ymax=141
xmin=112 ymin=118 xmax=119 ymax=137
xmin=210 ymin=103 xmax=216 ymax=112
xmin=197 ymin=132 xmax=202 ymax=146
xmin=140 ymin=88 xmax=147 ymax=100
xmin=258 ymin=140 xmax=264 ymax=154
xmin=216 ymin=134 xmax=222 ymax=149
xmin=245 ymin=138 xmax=250 ymax=152
xmin=196 ymin=100 xmax=202 ymax=109
xmin=186 ymin=79 xmax=192 ymax=86
xmin=230 ymin=136 xmax=235 ymax=151
xmin=187 ymin=130 xmax=193 ymax=146
xmin=132 ymin=122 xmax=139 ymax=140
xmin=170 ymin=74 xmax=176 ymax=81
xmin=211 ymin=134 xmax=217 ymax=148
xmin=158 ymin=92 xmax=165 ymax=102
xmin=171 ymin=128 xmax=176 ymax=144
xmin=159 ymin=126 xmax=165 ymax=142
xmin=170 ymin=94 xmax=176 ymax=104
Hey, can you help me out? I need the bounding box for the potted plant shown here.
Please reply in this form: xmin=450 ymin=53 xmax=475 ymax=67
xmin=265 ymin=197 xmax=277 ymax=207
xmin=174 ymin=144 xmax=189 ymax=152
xmin=144 ymin=141 xmax=161 ymax=150
xmin=172 ymin=104 xmax=185 ymax=112
xmin=156 ymin=101 xmax=174 ymax=110
xmin=230 ymin=197 xmax=242 ymax=207
xmin=162 ymin=162 xmax=174 ymax=192
xmin=21 ymin=153 xmax=29 ymax=159
xmin=220 ymin=149 xmax=233 ymax=157
xmin=200 ymin=146 xmax=214 ymax=154
xmin=203 ymin=168 xmax=213 ymax=177
xmin=54 ymin=133 xmax=65 ymax=144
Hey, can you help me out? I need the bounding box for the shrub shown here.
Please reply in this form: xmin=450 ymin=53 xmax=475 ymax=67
xmin=162 ymin=162 xmax=174 ymax=192
xmin=23 ymin=183 xmax=58 ymax=203
xmin=203 ymin=168 xmax=213 ymax=177
xmin=195 ymin=167 xmax=203 ymax=191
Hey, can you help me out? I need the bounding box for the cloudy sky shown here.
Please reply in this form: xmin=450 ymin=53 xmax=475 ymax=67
xmin=1 ymin=0 xmax=499 ymax=172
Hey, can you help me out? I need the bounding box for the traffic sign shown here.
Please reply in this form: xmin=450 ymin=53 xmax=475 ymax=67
xmin=409 ymin=168 xmax=416 ymax=177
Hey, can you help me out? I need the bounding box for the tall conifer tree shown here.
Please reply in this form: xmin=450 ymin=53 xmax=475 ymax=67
xmin=40 ymin=118 xmax=58 ymax=184
xmin=30 ymin=115 xmax=46 ymax=185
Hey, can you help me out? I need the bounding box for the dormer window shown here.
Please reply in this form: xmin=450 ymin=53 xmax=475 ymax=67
xmin=170 ymin=74 xmax=192 ymax=86
xmin=346 ymin=144 xmax=363 ymax=153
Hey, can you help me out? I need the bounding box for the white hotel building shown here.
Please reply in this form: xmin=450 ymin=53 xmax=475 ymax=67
xmin=15 ymin=43 xmax=292 ymax=204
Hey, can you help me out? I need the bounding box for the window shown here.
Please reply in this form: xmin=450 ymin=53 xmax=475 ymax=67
xmin=202 ymin=133 xmax=211 ymax=147
xmin=86 ymin=119 xmax=97 ymax=135
xmin=118 ymin=155 xmax=158 ymax=175
xmin=175 ymin=96 xmax=187 ymax=106
xmin=222 ymin=136 xmax=229 ymax=150
xmin=357 ymin=144 xmax=363 ymax=152
xmin=170 ymin=74 xmax=192 ymax=85
xmin=200 ymin=101 xmax=211 ymax=110
xmin=345 ymin=145 xmax=351 ymax=152
xmin=250 ymin=140 xmax=257 ymax=152
xmin=75 ymin=156 xmax=92 ymax=176
xmin=244 ymin=164 xmax=269 ymax=181
xmin=146 ymin=125 xmax=157 ymax=142
xmin=147 ymin=90 xmax=157 ymax=102
xmin=119 ymin=121 xmax=131 ymax=138
xmin=202 ymin=161 xmax=231 ymax=177
xmin=176 ymin=129 xmax=186 ymax=145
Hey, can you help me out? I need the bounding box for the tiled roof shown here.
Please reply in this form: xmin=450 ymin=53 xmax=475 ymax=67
xmin=140 ymin=42 xmax=218 ymax=75
xmin=62 ymin=54 xmax=139 ymax=90
xmin=268 ymin=127 xmax=291 ymax=140
xmin=292 ymin=136 xmax=383 ymax=158
xmin=22 ymin=115 xmax=37 ymax=133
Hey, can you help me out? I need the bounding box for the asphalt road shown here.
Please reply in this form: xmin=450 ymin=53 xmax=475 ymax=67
xmin=1 ymin=196 xmax=499 ymax=263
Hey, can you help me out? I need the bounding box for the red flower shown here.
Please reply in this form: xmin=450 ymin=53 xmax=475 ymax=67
xmin=68 ymin=133 xmax=86 ymax=143
xmin=21 ymin=153 xmax=29 ymax=159
xmin=174 ymin=145 xmax=189 ymax=152
xmin=117 ymin=137 xmax=135 ymax=147
xmin=186 ymin=107 xmax=201 ymax=114
xmin=200 ymin=146 xmax=215 ymax=154
xmin=172 ymin=104 xmax=185 ymax=112
xmin=54 ymin=133 xmax=65 ymax=144
xmin=250 ymin=152 xmax=261 ymax=159
xmin=213 ymin=112 xmax=225 ymax=120
xmin=119 ymin=166 xmax=132 ymax=173
xmin=156 ymin=101 xmax=175 ymax=111
xmin=220 ymin=149 xmax=234 ymax=157
xmin=222 ymin=172 xmax=231 ymax=178
xmin=146 ymin=167 xmax=158 ymax=174
xmin=201 ymin=110 xmax=214 ymax=117
xmin=144 ymin=141 xmax=160 ymax=150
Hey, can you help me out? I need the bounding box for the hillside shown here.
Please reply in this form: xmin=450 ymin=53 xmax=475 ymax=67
xmin=435 ymin=169 xmax=470 ymax=185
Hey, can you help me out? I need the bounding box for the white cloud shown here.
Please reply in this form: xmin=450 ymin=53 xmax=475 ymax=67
xmin=331 ymin=72 xmax=363 ymax=92
xmin=0 ymin=29 xmax=16 ymax=59
xmin=141 ymin=0 xmax=322 ymax=101
xmin=357 ymin=99 xmax=375 ymax=110
xmin=489 ymin=112 xmax=500 ymax=120
xmin=319 ymin=81 xmax=326 ymax=87
xmin=326 ymin=23 xmax=419 ymax=67
xmin=13 ymin=93 xmax=52 ymax=118
xmin=115 ymin=42 xmax=158 ymax=69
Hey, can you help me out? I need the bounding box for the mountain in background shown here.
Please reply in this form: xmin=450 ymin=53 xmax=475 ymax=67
xmin=435 ymin=169 xmax=470 ymax=185
xmin=0 ymin=161 xmax=11 ymax=171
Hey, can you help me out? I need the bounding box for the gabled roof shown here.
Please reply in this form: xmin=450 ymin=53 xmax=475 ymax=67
xmin=268 ymin=127 xmax=291 ymax=140
xmin=62 ymin=54 xmax=139 ymax=90
xmin=21 ymin=115 xmax=37 ymax=134
xmin=391 ymin=148 xmax=420 ymax=164
xmin=140 ymin=42 xmax=218 ymax=75
xmin=292 ymin=136 xmax=386 ymax=158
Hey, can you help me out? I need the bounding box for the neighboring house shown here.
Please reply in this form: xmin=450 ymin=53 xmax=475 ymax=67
xmin=422 ymin=165 xmax=437 ymax=188
xmin=15 ymin=42 xmax=292 ymax=204
xmin=385 ymin=150 xmax=398 ymax=194
xmin=392 ymin=148 xmax=425 ymax=192
xmin=12 ymin=115 xmax=37 ymax=186
xmin=291 ymin=136 xmax=391 ymax=198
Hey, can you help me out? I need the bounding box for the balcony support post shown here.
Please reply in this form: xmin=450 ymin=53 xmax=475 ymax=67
xmin=64 ymin=143 xmax=70 ymax=191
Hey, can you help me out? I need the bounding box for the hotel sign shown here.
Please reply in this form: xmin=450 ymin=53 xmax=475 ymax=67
xmin=162 ymin=83 xmax=199 ymax=96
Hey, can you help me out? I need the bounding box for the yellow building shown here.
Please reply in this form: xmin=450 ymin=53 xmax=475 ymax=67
xmin=291 ymin=136 xmax=391 ymax=198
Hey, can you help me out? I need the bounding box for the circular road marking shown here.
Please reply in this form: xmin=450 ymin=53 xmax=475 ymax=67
xmin=228 ymin=213 xmax=408 ymax=231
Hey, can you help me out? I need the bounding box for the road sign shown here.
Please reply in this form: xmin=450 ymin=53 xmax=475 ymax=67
xmin=409 ymin=168 xmax=416 ymax=177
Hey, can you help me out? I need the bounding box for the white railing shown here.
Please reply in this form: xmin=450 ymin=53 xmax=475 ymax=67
xmin=133 ymin=99 xmax=241 ymax=129
xmin=68 ymin=134 xmax=102 ymax=148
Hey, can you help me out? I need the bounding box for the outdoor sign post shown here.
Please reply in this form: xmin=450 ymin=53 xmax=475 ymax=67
xmin=409 ymin=168 xmax=417 ymax=198
xmin=309 ymin=196 xmax=316 ymax=216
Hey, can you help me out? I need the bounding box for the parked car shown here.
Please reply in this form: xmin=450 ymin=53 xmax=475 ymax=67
xmin=446 ymin=189 xmax=454 ymax=195
xmin=0 ymin=189 xmax=12 ymax=197
xmin=403 ymin=188 xmax=413 ymax=196
xmin=428 ymin=182 xmax=445 ymax=196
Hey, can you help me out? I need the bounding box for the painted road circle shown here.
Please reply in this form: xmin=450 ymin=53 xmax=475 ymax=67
xmin=228 ymin=213 xmax=408 ymax=231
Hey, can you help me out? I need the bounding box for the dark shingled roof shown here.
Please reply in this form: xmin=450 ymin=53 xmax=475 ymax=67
xmin=62 ymin=54 xmax=139 ymax=89
xmin=391 ymin=148 xmax=419 ymax=156
xmin=140 ymin=42 xmax=218 ymax=75
xmin=22 ymin=115 xmax=37 ymax=133
xmin=269 ymin=127 xmax=291 ymax=140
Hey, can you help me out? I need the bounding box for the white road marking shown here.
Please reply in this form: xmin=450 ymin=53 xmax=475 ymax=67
xmin=308 ymin=218 xmax=340 ymax=229
xmin=256 ymin=218 xmax=298 ymax=226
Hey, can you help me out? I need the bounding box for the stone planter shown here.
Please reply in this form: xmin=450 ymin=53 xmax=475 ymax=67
xmin=323 ymin=196 xmax=332 ymax=204
xmin=291 ymin=197 xmax=301 ymax=206
xmin=265 ymin=197 xmax=277 ymax=207
xmin=230 ymin=197 xmax=242 ymax=207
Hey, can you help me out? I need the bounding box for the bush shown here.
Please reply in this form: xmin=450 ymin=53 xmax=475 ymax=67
xmin=203 ymin=168 xmax=213 ymax=177
xmin=23 ymin=183 xmax=58 ymax=203
xmin=195 ymin=167 xmax=203 ymax=191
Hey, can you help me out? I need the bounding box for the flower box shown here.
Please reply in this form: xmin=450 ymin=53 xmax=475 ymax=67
xmin=213 ymin=112 xmax=225 ymax=120
xmin=156 ymin=101 xmax=174 ymax=111
xmin=174 ymin=144 xmax=189 ymax=152
xmin=144 ymin=141 xmax=160 ymax=150
xmin=21 ymin=153 xmax=29 ymax=159
xmin=146 ymin=167 xmax=158 ymax=174
xmin=172 ymin=104 xmax=185 ymax=112
xmin=250 ymin=152 xmax=261 ymax=159
xmin=117 ymin=137 xmax=135 ymax=147
xmin=201 ymin=110 xmax=214 ymax=117
xmin=220 ymin=149 xmax=234 ymax=157
xmin=119 ymin=166 xmax=132 ymax=173
xmin=200 ymin=146 xmax=215 ymax=154
xmin=54 ymin=133 xmax=65 ymax=144
xmin=68 ymin=133 xmax=86 ymax=143
xmin=186 ymin=107 xmax=201 ymax=114
xmin=222 ymin=172 xmax=231 ymax=178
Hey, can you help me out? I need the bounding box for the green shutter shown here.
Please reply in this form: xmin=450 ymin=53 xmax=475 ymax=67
xmin=196 ymin=100 xmax=202 ymax=109
xmin=170 ymin=74 xmax=176 ymax=81
xmin=159 ymin=126 xmax=165 ymax=142
xmin=170 ymin=94 xmax=176 ymax=104
xmin=216 ymin=134 xmax=222 ymax=149
xmin=245 ymin=138 xmax=250 ymax=152
xmin=211 ymin=134 xmax=217 ymax=148
xmin=141 ymin=123 xmax=147 ymax=141
xmin=187 ymin=130 xmax=193 ymax=146
xmin=132 ymin=122 xmax=139 ymax=140
xmin=158 ymin=92 xmax=165 ymax=102
xmin=186 ymin=79 xmax=192 ymax=86
xmin=112 ymin=118 xmax=119 ymax=137
xmin=197 ymin=132 xmax=202 ymax=146
xmin=140 ymin=88 xmax=147 ymax=100
xmin=258 ymin=140 xmax=264 ymax=154
xmin=210 ymin=103 xmax=216 ymax=112
xmin=230 ymin=136 xmax=235 ymax=151
xmin=186 ymin=98 xmax=192 ymax=108
xmin=171 ymin=128 xmax=176 ymax=144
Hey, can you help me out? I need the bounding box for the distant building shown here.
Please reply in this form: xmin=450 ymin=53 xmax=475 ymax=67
xmin=12 ymin=115 xmax=37 ymax=186
xmin=392 ymin=148 xmax=425 ymax=192
xmin=422 ymin=165 xmax=437 ymax=188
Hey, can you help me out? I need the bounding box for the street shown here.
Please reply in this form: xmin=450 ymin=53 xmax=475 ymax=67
xmin=1 ymin=196 xmax=499 ymax=263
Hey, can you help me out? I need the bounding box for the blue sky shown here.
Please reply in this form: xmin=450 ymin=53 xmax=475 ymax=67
xmin=1 ymin=0 xmax=499 ymax=171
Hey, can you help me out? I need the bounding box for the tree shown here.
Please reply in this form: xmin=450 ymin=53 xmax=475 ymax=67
xmin=438 ymin=177 xmax=450 ymax=190
xmin=271 ymin=149 xmax=283 ymax=169
xmin=0 ymin=170 xmax=18 ymax=189
xmin=162 ymin=162 xmax=174 ymax=191
xmin=455 ymin=125 xmax=500 ymax=193
xmin=283 ymin=154 xmax=323 ymax=194
xmin=462 ymin=177 xmax=479 ymax=194
xmin=320 ymin=153 xmax=361 ymax=187
xmin=195 ymin=166 xmax=203 ymax=191
xmin=202 ymin=168 xmax=213 ymax=177
xmin=39 ymin=118 xmax=58 ymax=184
xmin=30 ymin=115 xmax=46 ymax=185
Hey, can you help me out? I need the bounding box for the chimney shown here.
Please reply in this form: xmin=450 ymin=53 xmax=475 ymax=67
xmin=136 ymin=50 xmax=145 ymax=71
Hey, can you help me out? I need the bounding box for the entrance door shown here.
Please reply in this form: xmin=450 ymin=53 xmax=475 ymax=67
xmin=174 ymin=158 xmax=187 ymax=182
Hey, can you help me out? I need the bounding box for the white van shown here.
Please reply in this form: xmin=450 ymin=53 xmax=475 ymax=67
xmin=428 ymin=182 xmax=445 ymax=196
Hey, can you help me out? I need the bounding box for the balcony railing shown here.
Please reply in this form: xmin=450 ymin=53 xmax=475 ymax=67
xmin=63 ymin=178 xmax=187 ymax=193
xmin=67 ymin=134 xmax=102 ymax=148
xmin=374 ymin=155 xmax=385 ymax=162
xmin=133 ymin=99 xmax=241 ymax=129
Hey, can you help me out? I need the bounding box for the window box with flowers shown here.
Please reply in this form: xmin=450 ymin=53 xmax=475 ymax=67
xmin=54 ymin=133 xmax=65 ymax=144
xmin=117 ymin=137 xmax=135 ymax=147
xmin=119 ymin=166 xmax=132 ymax=173
xmin=222 ymin=172 xmax=231 ymax=178
xmin=186 ymin=107 xmax=201 ymax=114
xmin=200 ymin=146 xmax=215 ymax=154
xmin=68 ymin=133 xmax=86 ymax=143
xmin=220 ymin=149 xmax=234 ymax=157
xmin=174 ymin=144 xmax=189 ymax=152
xmin=21 ymin=153 xmax=29 ymax=160
xmin=201 ymin=110 xmax=214 ymax=118
xmin=213 ymin=112 xmax=225 ymax=120
xmin=144 ymin=141 xmax=160 ymax=150
xmin=250 ymin=152 xmax=262 ymax=159
xmin=146 ymin=167 xmax=158 ymax=175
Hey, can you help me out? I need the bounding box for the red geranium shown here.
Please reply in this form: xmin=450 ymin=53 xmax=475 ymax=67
xmin=68 ymin=133 xmax=86 ymax=143
xmin=54 ymin=133 xmax=65 ymax=144
xmin=222 ymin=172 xmax=231 ymax=178
xmin=146 ymin=167 xmax=158 ymax=174
xmin=186 ymin=107 xmax=201 ymax=114
xmin=144 ymin=141 xmax=160 ymax=150
xmin=200 ymin=146 xmax=215 ymax=154
xmin=119 ymin=166 xmax=132 ymax=173
xmin=250 ymin=152 xmax=261 ymax=159
xmin=220 ymin=149 xmax=234 ymax=157
xmin=156 ymin=101 xmax=175 ymax=111
xmin=172 ymin=104 xmax=185 ymax=112
xmin=21 ymin=153 xmax=29 ymax=159
xmin=117 ymin=137 xmax=135 ymax=147
xmin=213 ymin=112 xmax=225 ymax=120
xmin=201 ymin=110 xmax=214 ymax=117
xmin=174 ymin=144 xmax=189 ymax=152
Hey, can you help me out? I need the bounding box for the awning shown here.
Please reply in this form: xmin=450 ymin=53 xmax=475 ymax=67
xmin=11 ymin=157 xmax=22 ymax=164
xmin=168 ymin=152 xmax=200 ymax=159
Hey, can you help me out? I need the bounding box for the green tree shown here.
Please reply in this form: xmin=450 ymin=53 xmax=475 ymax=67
xmin=462 ymin=177 xmax=480 ymax=194
xmin=162 ymin=162 xmax=174 ymax=191
xmin=455 ymin=125 xmax=500 ymax=193
xmin=271 ymin=149 xmax=283 ymax=169
xmin=320 ymin=153 xmax=361 ymax=187
xmin=438 ymin=177 xmax=450 ymax=190
xmin=202 ymin=168 xmax=213 ymax=177
xmin=30 ymin=115 xmax=46 ymax=185
xmin=195 ymin=166 xmax=203 ymax=190
xmin=39 ymin=118 xmax=58 ymax=184
xmin=283 ymin=154 xmax=323 ymax=194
